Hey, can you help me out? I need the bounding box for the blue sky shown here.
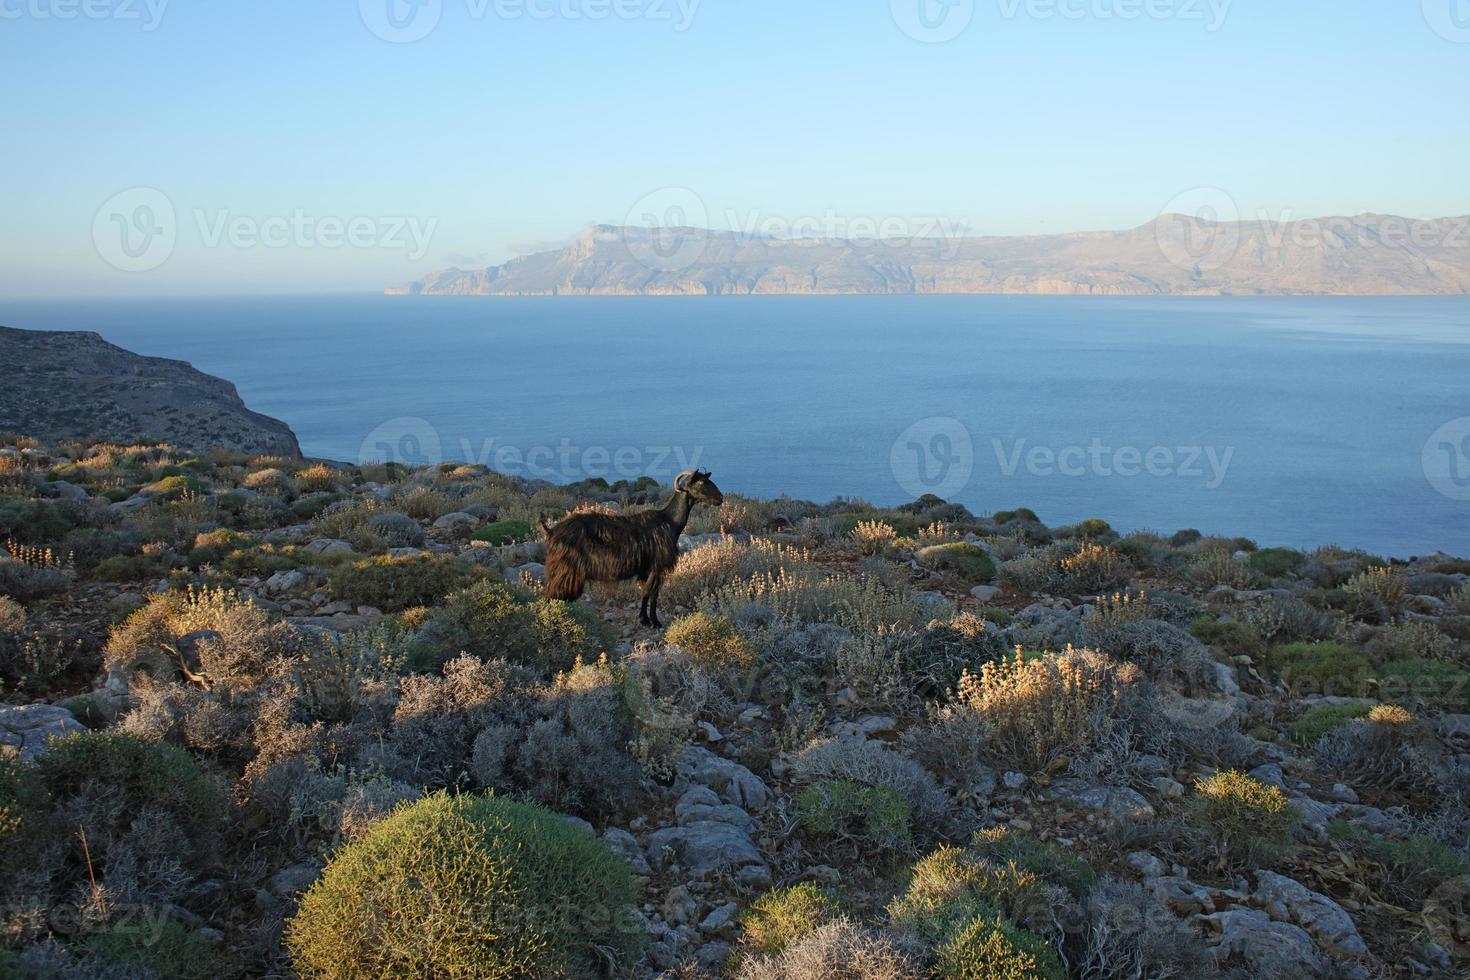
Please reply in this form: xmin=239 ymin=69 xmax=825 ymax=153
xmin=1 ymin=0 xmax=1467 ymax=296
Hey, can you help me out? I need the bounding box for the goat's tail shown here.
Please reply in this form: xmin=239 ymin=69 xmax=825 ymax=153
xmin=544 ymin=540 xmax=587 ymax=600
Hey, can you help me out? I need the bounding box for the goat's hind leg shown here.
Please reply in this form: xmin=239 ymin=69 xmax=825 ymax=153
xmin=647 ymin=573 xmax=666 ymax=629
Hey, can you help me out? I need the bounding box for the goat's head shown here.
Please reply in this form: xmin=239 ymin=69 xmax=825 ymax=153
xmin=674 ymin=470 xmax=725 ymax=506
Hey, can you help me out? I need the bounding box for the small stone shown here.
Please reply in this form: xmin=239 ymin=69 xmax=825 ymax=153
xmin=1002 ymin=771 xmax=1027 ymax=790
xmin=970 ymin=585 xmax=1001 ymax=602
xmin=266 ymin=569 xmax=305 ymax=593
xmin=1150 ymin=776 xmax=1184 ymax=799
xmin=662 ymin=885 xmax=697 ymax=925
xmin=1247 ymin=763 xmax=1287 ymax=790
xmin=1008 ymin=818 xmax=1033 ymax=832
xmin=700 ymin=902 xmax=738 ymax=932
xmin=1127 ymin=851 xmax=1167 ymax=878
xmin=1328 ymin=783 xmax=1359 ymax=804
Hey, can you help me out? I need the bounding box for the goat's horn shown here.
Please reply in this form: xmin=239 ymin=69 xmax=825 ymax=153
xmin=674 ymin=470 xmax=695 ymax=492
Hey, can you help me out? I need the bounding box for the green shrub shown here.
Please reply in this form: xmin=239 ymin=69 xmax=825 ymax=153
xmin=286 ymin=792 xmax=642 ymax=978
xmin=0 ymin=756 xmax=37 ymax=870
xmin=740 ymin=883 xmax=841 ymax=955
xmin=94 ymin=553 xmax=165 ymax=582
xmin=145 ymin=474 xmax=204 ymax=499
xmin=1377 ymin=658 xmax=1470 ymax=713
xmin=82 ymin=919 xmax=233 ymax=980
xmin=967 ymin=827 xmax=1094 ymax=898
xmin=292 ymin=491 xmax=344 ymax=519
xmin=1248 ymin=547 xmax=1306 ymax=578
xmin=1329 ymin=820 xmax=1469 ymax=903
xmin=919 ymin=542 xmax=997 ymax=584
xmin=934 ymin=909 xmax=1066 ymax=980
xmin=993 ymin=508 xmax=1040 ymax=525
xmin=1188 ymin=618 xmax=1263 ymax=661
xmin=888 ymin=845 xmax=1054 ymax=943
xmin=471 ymin=518 xmax=534 ymax=545
xmin=796 ymin=779 xmax=913 ymax=853
xmin=663 ymin=611 xmax=753 ymax=671
xmin=328 ymin=553 xmax=483 ymax=612
xmin=421 ymin=581 xmax=608 ymax=674
xmin=1185 ymin=770 xmax=1295 ymax=870
xmin=1290 ymin=702 xmax=1373 ymax=745
xmin=0 ymin=556 xmax=70 ymax=599
xmin=1269 ymin=642 xmax=1373 ymax=698
xmin=31 ymin=731 xmax=224 ymax=834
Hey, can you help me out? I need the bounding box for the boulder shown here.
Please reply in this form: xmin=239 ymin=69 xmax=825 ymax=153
xmin=645 ymin=821 xmax=766 ymax=878
xmin=1252 ymin=870 xmax=1367 ymax=956
xmin=1044 ymin=779 xmax=1155 ymax=824
xmin=1202 ymin=907 xmax=1324 ymax=976
xmin=0 ymin=703 xmax=86 ymax=760
xmin=675 ymin=746 xmax=771 ymax=810
xmin=304 ymin=538 xmax=354 ymax=555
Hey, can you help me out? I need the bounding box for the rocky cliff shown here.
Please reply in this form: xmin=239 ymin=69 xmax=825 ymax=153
xmin=391 ymin=214 xmax=1470 ymax=297
xmin=0 ymin=326 xmax=302 ymax=457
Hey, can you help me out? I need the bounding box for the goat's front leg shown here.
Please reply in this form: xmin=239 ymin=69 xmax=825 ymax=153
xmin=647 ymin=573 xmax=665 ymax=629
xmin=637 ymin=575 xmax=655 ymax=628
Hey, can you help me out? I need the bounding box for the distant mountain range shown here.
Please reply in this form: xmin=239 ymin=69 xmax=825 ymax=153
xmin=390 ymin=214 xmax=1470 ymax=297
xmin=0 ymin=327 xmax=301 ymax=457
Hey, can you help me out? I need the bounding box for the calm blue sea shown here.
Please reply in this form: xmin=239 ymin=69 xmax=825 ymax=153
xmin=3 ymin=294 xmax=1468 ymax=558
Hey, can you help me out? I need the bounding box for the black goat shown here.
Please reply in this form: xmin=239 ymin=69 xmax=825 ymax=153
xmin=543 ymin=470 xmax=724 ymax=628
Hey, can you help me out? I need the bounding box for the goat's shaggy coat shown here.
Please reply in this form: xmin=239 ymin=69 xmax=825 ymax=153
xmin=543 ymin=470 xmax=723 ymax=628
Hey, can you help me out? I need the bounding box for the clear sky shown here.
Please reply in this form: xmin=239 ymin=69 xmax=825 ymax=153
xmin=2 ymin=0 xmax=1467 ymax=296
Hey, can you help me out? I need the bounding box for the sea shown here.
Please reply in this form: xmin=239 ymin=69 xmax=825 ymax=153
xmin=4 ymin=294 xmax=1468 ymax=558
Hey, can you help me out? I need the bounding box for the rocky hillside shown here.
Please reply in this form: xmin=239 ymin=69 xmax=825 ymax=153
xmin=1 ymin=435 xmax=1468 ymax=978
xmin=0 ymin=327 xmax=301 ymax=458
xmin=390 ymin=214 xmax=1470 ymax=297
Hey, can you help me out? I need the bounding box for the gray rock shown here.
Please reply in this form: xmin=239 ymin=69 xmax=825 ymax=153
xmin=1002 ymin=771 xmax=1027 ymax=790
xmin=561 ymin=814 xmax=596 ymax=837
xmin=646 ymin=821 xmax=767 ymax=878
xmin=662 ymin=885 xmax=697 ymax=925
xmin=515 ymin=562 xmax=546 ymax=584
xmin=387 ymin=547 xmax=425 ymax=557
xmin=675 ymin=746 xmax=771 ymax=810
xmin=1127 ymin=851 xmax=1168 ymax=878
xmin=696 ymin=941 xmax=733 ymax=969
xmin=1150 ymin=776 xmax=1184 ymax=799
xmin=1203 ymin=907 xmax=1324 ymax=976
xmin=266 ymin=569 xmax=305 ymax=592
xmin=0 ymin=703 xmax=85 ymax=760
xmin=1291 ymin=796 xmax=1344 ymax=836
xmin=1248 ymin=763 xmax=1287 ymax=790
xmin=1253 ymin=870 xmax=1367 ymax=956
xmin=45 ymin=480 xmax=89 ymax=500
xmin=268 ymin=862 xmax=320 ymax=897
xmin=1045 ymin=779 xmax=1155 ymax=824
xmin=970 ymin=585 xmax=1002 ymax=602
xmin=304 ymin=538 xmax=354 ymax=555
xmin=601 ymin=828 xmax=651 ymax=875
xmin=675 ymin=786 xmax=755 ymax=832
xmin=700 ymin=902 xmax=739 ymax=933
xmin=432 ymin=512 xmax=480 ymax=535
xmin=1147 ymin=875 xmax=1216 ymax=915
xmin=109 ymin=494 xmax=151 ymax=513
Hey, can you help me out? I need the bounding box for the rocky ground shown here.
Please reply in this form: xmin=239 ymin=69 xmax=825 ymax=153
xmin=1 ymin=434 xmax=1468 ymax=978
